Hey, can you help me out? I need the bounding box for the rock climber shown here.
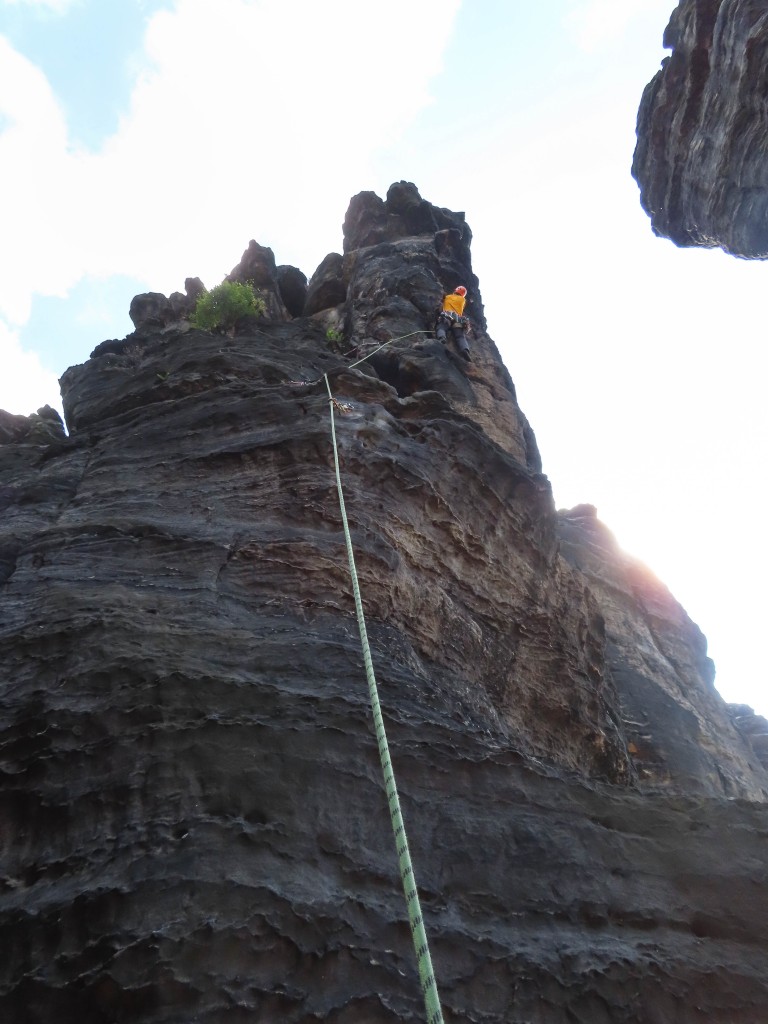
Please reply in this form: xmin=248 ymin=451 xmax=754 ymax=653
xmin=435 ymin=285 xmax=471 ymax=361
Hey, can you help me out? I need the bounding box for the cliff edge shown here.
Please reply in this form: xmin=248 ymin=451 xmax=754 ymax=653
xmin=633 ymin=0 xmax=768 ymax=257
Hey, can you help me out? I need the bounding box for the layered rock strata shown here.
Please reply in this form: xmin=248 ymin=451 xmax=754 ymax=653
xmin=1 ymin=183 xmax=767 ymax=1023
xmin=633 ymin=0 xmax=768 ymax=257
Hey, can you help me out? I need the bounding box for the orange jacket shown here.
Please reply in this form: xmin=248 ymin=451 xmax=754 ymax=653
xmin=442 ymin=292 xmax=466 ymax=317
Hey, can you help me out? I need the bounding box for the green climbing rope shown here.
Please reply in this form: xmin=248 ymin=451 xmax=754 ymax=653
xmin=323 ymin=373 xmax=444 ymax=1024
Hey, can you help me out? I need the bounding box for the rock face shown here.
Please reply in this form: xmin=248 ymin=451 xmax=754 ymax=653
xmin=2 ymin=184 xmax=767 ymax=1023
xmin=728 ymin=703 xmax=768 ymax=772
xmin=304 ymin=252 xmax=346 ymax=316
xmin=276 ymin=265 xmax=308 ymax=318
xmin=557 ymin=504 xmax=764 ymax=794
xmin=633 ymin=0 xmax=768 ymax=257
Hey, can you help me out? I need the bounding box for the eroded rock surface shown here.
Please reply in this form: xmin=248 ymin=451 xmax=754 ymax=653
xmin=633 ymin=0 xmax=768 ymax=257
xmin=129 ymin=279 xmax=203 ymax=331
xmin=1 ymin=185 xmax=767 ymax=1023
xmin=304 ymin=252 xmax=346 ymax=316
xmin=276 ymin=264 xmax=308 ymax=318
xmin=0 ymin=406 xmax=66 ymax=446
xmin=557 ymin=504 xmax=766 ymax=794
xmin=729 ymin=703 xmax=768 ymax=771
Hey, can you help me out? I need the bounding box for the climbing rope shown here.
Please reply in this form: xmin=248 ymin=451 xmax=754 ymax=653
xmin=346 ymin=330 xmax=431 ymax=369
xmin=323 ymin=372 xmax=444 ymax=1024
xmin=285 ymin=329 xmax=432 ymax=389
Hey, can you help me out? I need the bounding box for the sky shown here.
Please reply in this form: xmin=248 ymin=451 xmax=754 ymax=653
xmin=1 ymin=0 xmax=766 ymax=719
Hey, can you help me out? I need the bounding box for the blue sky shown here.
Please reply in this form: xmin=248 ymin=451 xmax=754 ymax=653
xmin=2 ymin=0 xmax=767 ymax=721
xmin=1 ymin=1 xmax=171 ymax=147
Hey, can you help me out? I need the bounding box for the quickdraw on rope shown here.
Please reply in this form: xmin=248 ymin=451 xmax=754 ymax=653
xmin=323 ymin=372 xmax=444 ymax=1024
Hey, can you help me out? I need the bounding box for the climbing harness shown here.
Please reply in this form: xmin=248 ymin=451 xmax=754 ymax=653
xmin=324 ymin=372 xmax=444 ymax=1024
xmin=437 ymin=310 xmax=468 ymax=328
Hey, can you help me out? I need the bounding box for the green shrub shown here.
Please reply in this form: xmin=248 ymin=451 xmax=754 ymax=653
xmin=191 ymin=280 xmax=266 ymax=332
xmin=326 ymin=327 xmax=343 ymax=343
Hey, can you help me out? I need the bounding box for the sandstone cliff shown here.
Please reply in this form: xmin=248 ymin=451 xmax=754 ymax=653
xmin=2 ymin=183 xmax=767 ymax=1023
xmin=633 ymin=0 xmax=768 ymax=257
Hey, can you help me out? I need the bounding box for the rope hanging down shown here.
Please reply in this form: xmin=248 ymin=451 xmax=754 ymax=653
xmin=323 ymin=373 xmax=444 ymax=1024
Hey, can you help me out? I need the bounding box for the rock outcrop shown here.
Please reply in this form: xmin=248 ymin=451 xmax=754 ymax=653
xmin=276 ymin=265 xmax=308 ymax=319
xmin=0 ymin=405 xmax=66 ymax=446
xmin=557 ymin=505 xmax=763 ymax=793
xmin=304 ymin=252 xmax=346 ymax=316
xmin=129 ymin=279 xmax=205 ymax=331
xmin=728 ymin=703 xmax=768 ymax=772
xmin=225 ymin=240 xmax=293 ymax=322
xmin=633 ymin=0 xmax=768 ymax=257
xmin=2 ymin=183 xmax=767 ymax=1023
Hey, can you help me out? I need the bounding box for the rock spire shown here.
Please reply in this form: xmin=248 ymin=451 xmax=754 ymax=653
xmin=1 ymin=182 xmax=767 ymax=1022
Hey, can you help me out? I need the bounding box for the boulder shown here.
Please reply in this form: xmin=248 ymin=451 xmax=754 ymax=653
xmin=128 ymin=290 xmax=176 ymax=329
xmin=304 ymin=252 xmax=346 ymax=315
xmin=276 ymin=264 xmax=308 ymax=318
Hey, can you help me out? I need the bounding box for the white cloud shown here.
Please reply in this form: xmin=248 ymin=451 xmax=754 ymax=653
xmin=0 ymin=319 xmax=61 ymax=415
xmin=565 ymin=0 xmax=675 ymax=51
xmin=0 ymin=0 xmax=459 ymax=417
xmin=0 ymin=36 xmax=86 ymax=324
xmin=0 ymin=0 xmax=460 ymax=336
xmin=87 ymin=0 xmax=460 ymax=289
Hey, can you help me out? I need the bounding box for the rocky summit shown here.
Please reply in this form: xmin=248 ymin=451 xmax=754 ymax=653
xmin=2 ymin=181 xmax=768 ymax=1024
xmin=633 ymin=0 xmax=768 ymax=257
